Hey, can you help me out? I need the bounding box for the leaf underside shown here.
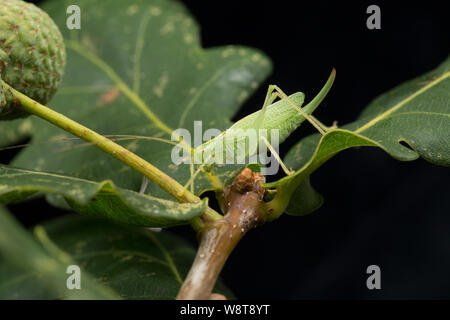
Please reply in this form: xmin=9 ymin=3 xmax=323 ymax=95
xmin=0 ymin=165 xmax=207 ymax=227
xmin=0 ymin=210 xmax=233 ymax=299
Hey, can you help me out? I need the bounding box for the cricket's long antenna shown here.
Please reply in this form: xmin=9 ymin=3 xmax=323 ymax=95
xmin=0 ymin=137 xmax=83 ymax=152
xmin=68 ymin=135 xmax=181 ymax=151
xmin=0 ymin=134 xmax=187 ymax=154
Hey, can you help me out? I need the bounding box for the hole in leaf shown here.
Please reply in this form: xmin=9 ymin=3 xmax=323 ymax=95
xmin=398 ymin=139 xmax=414 ymax=151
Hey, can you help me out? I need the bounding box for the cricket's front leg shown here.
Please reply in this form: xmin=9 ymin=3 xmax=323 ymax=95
xmin=139 ymin=176 xmax=149 ymax=194
xmin=261 ymin=136 xmax=294 ymax=176
xmin=177 ymin=152 xmax=214 ymax=197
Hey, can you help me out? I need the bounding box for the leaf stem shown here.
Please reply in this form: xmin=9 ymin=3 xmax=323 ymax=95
xmin=3 ymin=81 xmax=222 ymax=223
xmin=177 ymin=168 xmax=266 ymax=299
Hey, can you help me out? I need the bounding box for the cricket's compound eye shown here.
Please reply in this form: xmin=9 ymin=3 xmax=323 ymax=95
xmin=0 ymin=0 xmax=66 ymax=120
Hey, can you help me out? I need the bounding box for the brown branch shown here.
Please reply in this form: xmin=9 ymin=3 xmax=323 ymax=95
xmin=176 ymin=168 xmax=267 ymax=300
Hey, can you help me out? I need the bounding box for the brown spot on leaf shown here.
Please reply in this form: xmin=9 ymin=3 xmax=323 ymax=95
xmin=97 ymin=88 xmax=120 ymax=107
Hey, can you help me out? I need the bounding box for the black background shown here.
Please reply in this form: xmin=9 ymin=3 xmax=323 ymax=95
xmin=3 ymin=0 xmax=450 ymax=299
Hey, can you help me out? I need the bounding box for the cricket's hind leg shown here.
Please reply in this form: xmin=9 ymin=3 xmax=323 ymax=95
xmin=272 ymin=85 xmax=328 ymax=135
xmin=272 ymin=69 xmax=337 ymax=134
xmin=256 ymin=85 xmax=300 ymax=176
xmin=255 ymin=85 xmax=295 ymax=176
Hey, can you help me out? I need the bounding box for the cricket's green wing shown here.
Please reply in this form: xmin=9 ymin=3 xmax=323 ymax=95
xmin=230 ymin=92 xmax=305 ymax=143
xmin=196 ymin=92 xmax=306 ymax=164
xmin=229 ymin=69 xmax=336 ymax=143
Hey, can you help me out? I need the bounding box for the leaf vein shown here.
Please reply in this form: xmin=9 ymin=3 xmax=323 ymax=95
xmin=356 ymin=71 xmax=450 ymax=133
xmin=133 ymin=8 xmax=154 ymax=94
xmin=145 ymin=231 xmax=183 ymax=285
xmin=66 ymin=40 xmax=173 ymax=136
